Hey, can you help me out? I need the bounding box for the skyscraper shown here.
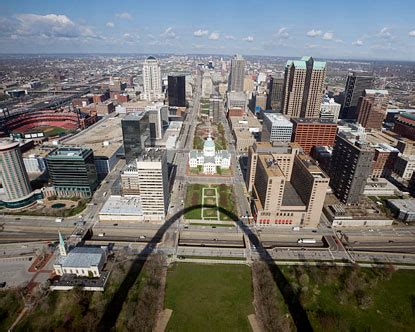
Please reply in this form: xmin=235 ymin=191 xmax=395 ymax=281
xmin=121 ymin=112 xmax=150 ymax=162
xmin=228 ymin=54 xmax=245 ymax=92
xmin=330 ymin=133 xmax=374 ymax=205
xmin=146 ymin=103 xmax=169 ymax=143
xmin=142 ymin=56 xmax=163 ymax=101
xmin=282 ymin=56 xmax=326 ymax=118
xmin=46 ymin=147 xmax=99 ymax=198
xmin=0 ymin=139 xmax=31 ymax=200
xmin=168 ymin=75 xmax=186 ymax=107
xmin=250 ymin=148 xmax=329 ymax=228
xmin=201 ymin=71 xmax=213 ymax=98
xmin=136 ymin=148 xmax=169 ymax=221
xmin=267 ymin=73 xmax=284 ymax=111
xmin=356 ymin=89 xmax=388 ymax=130
xmin=341 ymin=72 xmax=375 ymax=119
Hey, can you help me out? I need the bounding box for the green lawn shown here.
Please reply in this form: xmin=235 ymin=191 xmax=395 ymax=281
xmin=165 ymin=263 xmax=253 ymax=331
xmin=0 ymin=290 xmax=24 ymax=331
xmin=16 ymin=256 xmax=135 ymax=331
xmin=184 ymin=184 xmax=237 ymax=221
xmin=279 ymin=265 xmax=415 ymax=331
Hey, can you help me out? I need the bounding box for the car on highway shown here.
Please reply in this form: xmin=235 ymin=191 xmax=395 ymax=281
xmin=139 ymin=235 xmax=146 ymax=239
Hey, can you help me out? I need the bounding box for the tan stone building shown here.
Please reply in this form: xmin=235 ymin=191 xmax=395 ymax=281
xmin=282 ymin=56 xmax=326 ymax=118
xmin=247 ymin=142 xmax=329 ymax=227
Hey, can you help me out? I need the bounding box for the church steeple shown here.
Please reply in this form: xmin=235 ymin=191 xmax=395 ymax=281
xmin=58 ymin=232 xmax=67 ymax=256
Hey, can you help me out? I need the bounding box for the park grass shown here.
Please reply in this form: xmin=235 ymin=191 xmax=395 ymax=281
xmin=184 ymin=184 xmax=237 ymax=221
xmin=15 ymin=256 xmax=135 ymax=331
xmin=164 ymin=263 xmax=253 ymax=331
xmin=0 ymin=290 xmax=24 ymax=331
xmin=279 ymin=265 xmax=415 ymax=331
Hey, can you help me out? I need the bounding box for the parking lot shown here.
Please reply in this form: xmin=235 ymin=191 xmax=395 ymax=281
xmin=0 ymin=256 xmax=34 ymax=288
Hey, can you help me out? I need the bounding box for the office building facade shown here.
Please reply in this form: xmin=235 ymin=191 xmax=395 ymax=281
xmin=121 ymin=112 xmax=150 ymax=163
xmin=46 ymin=147 xmax=99 ymax=198
xmin=228 ymin=54 xmax=245 ymax=92
xmin=142 ymin=56 xmax=163 ymax=101
xmin=267 ymin=74 xmax=284 ymax=111
xmin=246 ymin=142 xmax=301 ymax=193
xmin=341 ymin=72 xmax=375 ymax=119
xmin=320 ymin=96 xmax=341 ymax=122
xmin=0 ymin=139 xmax=31 ymax=200
xmin=261 ymin=113 xmax=293 ymax=143
xmin=282 ymin=56 xmax=326 ymax=118
xmin=330 ymin=133 xmax=374 ymax=205
xmin=291 ymin=118 xmax=337 ymax=154
xmin=201 ymin=71 xmax=213 ymax=98
xmin=136 ymin=149 xmax=169 ymax=220
xmin=250 ymin=151 xmax=329 ymax=228
xmin=168 ymin=75 xmax=186 ymax=107
xmin=356 ymin=89 xmax=388 ymax=130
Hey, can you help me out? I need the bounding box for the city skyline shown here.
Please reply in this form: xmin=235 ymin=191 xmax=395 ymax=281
xmin=0 ymin=0 xmax=414 ymax=61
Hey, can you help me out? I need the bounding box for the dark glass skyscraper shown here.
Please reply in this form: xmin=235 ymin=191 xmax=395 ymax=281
xmin=168 ymin=75 xmax=186 ymax=107
xmin=46 ymin=147 xmax=98 ymax=197
xmin=341 ymin=72 xmax=375 ymax=120
xmin=121 ymin=112 xmax=150 ymax=162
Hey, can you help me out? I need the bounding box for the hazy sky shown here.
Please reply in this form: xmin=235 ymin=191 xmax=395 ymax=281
xmin=0 ymin=0 xmax=414 ymax=61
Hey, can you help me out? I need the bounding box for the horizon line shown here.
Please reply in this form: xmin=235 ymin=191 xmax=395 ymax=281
xmin=0 ymin=52 xmax=414 ymax=63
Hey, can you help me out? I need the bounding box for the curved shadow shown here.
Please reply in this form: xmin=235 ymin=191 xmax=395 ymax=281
xmin=97 ymin=204 xmax=312 ymax=332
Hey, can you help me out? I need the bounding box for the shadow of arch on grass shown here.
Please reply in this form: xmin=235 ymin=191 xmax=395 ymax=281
xmin=96 ymin=204 xmax=312 ymax=332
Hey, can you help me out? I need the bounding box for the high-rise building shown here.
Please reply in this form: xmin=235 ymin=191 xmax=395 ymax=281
xmin=121 ymin=162 xmax=140 ymax=195
xmin=146 ymin=103 xmax=169 ymax=143
xmin=201 ymin=71 xmax=213 ymax=98
xmin=228 ymin=54 xmax=245 ymax=92
xmin=330 ymin=133 xmax=374 ymax=205
xmin=282 ymin=56 xmax=326 ymax=118
xmin=356 ymin=89 xmax=388 ymax=130
xmin=136 ymin=149 xmax=169 ymax=220
xmin=46 ymin=147 xmax=99 ymax=198
xmin=291 ymin=118 xmax=337 ymax=154
xmin=290 ymin=154 xmax=330 ymax=226
xmin=0 ymin=139 xmax=31 ymax=200
xmin=121 ymin=112 xmax=150 ymax=163
xmin=261 ymin=113 xmax=293 ymax=143
xmin=246 ymin=142 xmax=301 ymax=193
xmin=142 ymin=56 xmax=163 ymax=101
xmin=320 ymin=96 xmax=341 ymax=122
xmin=168 ymin=75 xmax=186 ymax=107
xmin=341 ymin=72 xmax=375 ymax=119
xmin=267 ymin=73 xmax=284 ymax=111
xmin=250 ymin=149 xmax=329 ymax=228
xmin=210 ymin=95 xmax=221 ymax=123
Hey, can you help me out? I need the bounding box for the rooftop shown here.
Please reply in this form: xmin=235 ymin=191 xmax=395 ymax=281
xmin=100 ymin=195 xmax=143 ymax=216
xmin=388 ymin=199 xmax=415 ymax=213
xmin=291 ymin=117 xmax=336 ymax=125
xmin=264 ymin=113 xmax=293 ymax=126
xmin=47 ymin=146 xmax=92 ymax=158
xmin=64 ymin=116 xmax=122 ymax=145
xmin=58 ymin=246 xmax=106 ymax=268
xmin=258 ymin=155 xmax=284 ymax=177
xmin=137 ymin=148 xmax=165 ymax=162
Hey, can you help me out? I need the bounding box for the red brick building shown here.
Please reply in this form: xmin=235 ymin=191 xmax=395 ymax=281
xmin=356 ymin=89 xmax=388 ymax=130
xmin=394 ymin=113 xmax=415 ymax=140
xmin=291 ymin=118 xmax=337 ymax=154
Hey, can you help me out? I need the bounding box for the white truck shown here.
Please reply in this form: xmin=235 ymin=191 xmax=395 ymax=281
xmin=55 ymin=218 xmax=63 ymax=223
xmin=292 ymin=226 xmax=300 ymax=231
xmin=298 ymin=238 xmax=316 ymax=244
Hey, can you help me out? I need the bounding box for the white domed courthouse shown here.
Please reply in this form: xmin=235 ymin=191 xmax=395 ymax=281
xmin=189 ymin=134 xmax=230 ymax=174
